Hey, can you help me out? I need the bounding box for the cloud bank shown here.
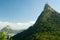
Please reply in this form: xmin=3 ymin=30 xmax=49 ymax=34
xmin=0 ymin=21 xmax=35 ymax=30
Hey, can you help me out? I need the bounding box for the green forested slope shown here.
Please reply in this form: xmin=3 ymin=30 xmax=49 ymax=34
xmin=0 ymin=32 xmax=8 ymax=40
xmin=11 ymin=4 xmax=60 ymax=40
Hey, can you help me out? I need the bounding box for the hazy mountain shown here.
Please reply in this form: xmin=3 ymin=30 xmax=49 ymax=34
xmin=11 ymin=4 xmax=60 ymax=40
xmin=1 ymin=25 xmax=24 ymax=36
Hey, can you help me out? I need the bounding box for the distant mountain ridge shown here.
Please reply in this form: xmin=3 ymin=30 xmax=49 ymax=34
xmin=1 ymin=25 xmax=24 ymax=36
xmin=11 ymin=4 xmax=60 ymax=40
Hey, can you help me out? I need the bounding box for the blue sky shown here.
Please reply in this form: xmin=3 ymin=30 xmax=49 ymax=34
xmin=0 ymin=0 xmax=60 ymax=30
xmin=0 ymin=0 xmax=41 ymax=22
xmin=0 ymin=0 xmax=60 ymax=22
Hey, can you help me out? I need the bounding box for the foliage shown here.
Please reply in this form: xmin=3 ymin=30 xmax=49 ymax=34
xmin=11 ymin=4 xmax=60 ymax=40
xmin=0 ymin=32 xmax=8 ymax=40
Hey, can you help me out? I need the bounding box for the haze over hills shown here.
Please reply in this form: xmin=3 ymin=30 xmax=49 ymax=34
xmin=0 ymin=25 xmax=24 ymax=36
xmin=0 ymin=21 xmax=35 ymax=30
xmin=11 ymin=4 xmax=60 ymax=40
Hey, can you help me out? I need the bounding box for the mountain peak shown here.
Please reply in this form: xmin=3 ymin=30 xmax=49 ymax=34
xmin=44 ymin=4 xmax=54 ymax=12
xmin=6 ymin=25 xmax=11 ymax=29
xmin=44 ymin=4 xmax=51 ymax=9
xmin=11 ymin=4 xmax=60 ymax=40
xmin=45 ymin=4 xmax=50 ymax=7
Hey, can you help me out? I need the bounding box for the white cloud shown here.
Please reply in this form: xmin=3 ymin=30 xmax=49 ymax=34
xmin=0 ymin=21 xmax=35 ymax=30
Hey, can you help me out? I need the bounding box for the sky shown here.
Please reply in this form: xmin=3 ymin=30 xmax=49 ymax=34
xmin=0 ymin=0 xmax=60 ymax=30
